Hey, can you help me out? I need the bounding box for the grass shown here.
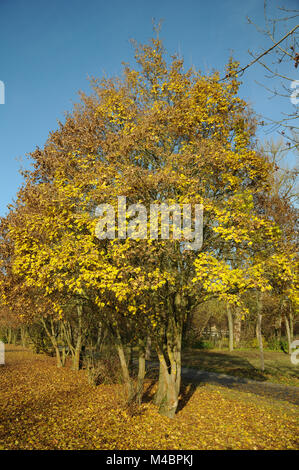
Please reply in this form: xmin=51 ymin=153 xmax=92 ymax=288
xmin=182 ymin=348 xmax=299 ymax=387
xmin=0 ymin=345 xmax=298 ymax=450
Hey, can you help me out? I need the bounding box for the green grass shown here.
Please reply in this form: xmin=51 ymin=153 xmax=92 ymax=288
xmin=182 ymin=348 xmax=299 ymax=387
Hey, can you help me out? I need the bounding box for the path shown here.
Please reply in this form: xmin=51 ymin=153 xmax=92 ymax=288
xmin=144 ymin=361 xmax=299 ymax=406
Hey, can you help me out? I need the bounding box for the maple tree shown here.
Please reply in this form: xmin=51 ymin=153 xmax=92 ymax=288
xmin=0 ymin=30 xmax=298 ymax=419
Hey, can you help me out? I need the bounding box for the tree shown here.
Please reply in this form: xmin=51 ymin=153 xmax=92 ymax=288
xmin=0 ymin=29 xmax=286 ymax=418
xmin=239 ymin=1 xmax=299 ymax=149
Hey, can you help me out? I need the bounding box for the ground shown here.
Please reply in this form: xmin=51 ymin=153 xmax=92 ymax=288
xmin=0 ymin=345 xmax=298 ymax=450
xmin=182 ymin=348 xmax=299 ymax=387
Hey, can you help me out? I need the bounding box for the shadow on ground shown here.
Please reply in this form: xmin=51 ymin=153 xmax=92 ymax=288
xmin=142 ymin=357 xmax=299 ymax=409
xmin=182 ymin=350 xmax=268 ymax=381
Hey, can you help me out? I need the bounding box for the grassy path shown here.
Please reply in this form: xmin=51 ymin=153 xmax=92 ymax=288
xmin=182 ymin=348 xmax=299 ymax=387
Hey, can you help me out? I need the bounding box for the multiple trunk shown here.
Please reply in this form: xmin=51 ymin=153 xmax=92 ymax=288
xmin=154 ymin=294 xmax=183 ymax=419
xmin=60 ymin=304 xmax=84 ymax=371
xmin=25 ymin=290 xmax=299 ymax=419
xmin=114 ymin=324 xmax=146 ymax=404
xmin=112 ymin=294 xmax=184 ymax=418
xmin=41 ymin=318 xmax=63 ymax=368
xmin=155 ymin=344 xmax=181 ymax=419
xmin=40 ymin=303 xmax=85 ymax=370
xmin=4 ymin=327 xmax=17 ymax=345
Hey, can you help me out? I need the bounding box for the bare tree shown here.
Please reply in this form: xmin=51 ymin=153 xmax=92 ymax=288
xmin=228 ymin=2 xmax=299 ymax=150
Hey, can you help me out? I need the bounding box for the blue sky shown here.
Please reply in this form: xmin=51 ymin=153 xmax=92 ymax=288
xmin=0 ymin=0 xmax=298 ymax=216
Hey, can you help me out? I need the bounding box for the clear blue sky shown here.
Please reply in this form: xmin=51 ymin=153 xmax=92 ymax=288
xmin=0 ymin=0 xmax=298 ymax=216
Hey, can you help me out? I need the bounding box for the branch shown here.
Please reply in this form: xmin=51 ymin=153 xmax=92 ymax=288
xmin=234 ymin=24 xmax=299 ymax=77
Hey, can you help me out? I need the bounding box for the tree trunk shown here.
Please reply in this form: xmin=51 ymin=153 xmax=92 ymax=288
xmin=61 ymin=346 xmax=67 ymax=367
xmin=275 ymin=315 xmax=282 ymax=340
xmin=157 ymin=350 xmax=180 ymax=419
xmin=256 ymin=293 xmax=264 ymax=372
xmin=234 ymin=309 xmax=242 ymax=347
xmin=7 ymin=327 xmax=12 ymax=344
xmin=227 ymin=304 xmax=234 ymax=352
xmin=72 ymin=304 xmax=83 ymax=371
xmin=20 ymin=326 xmax=27 ymax=348
xmin=156 ymin=309 xmax=183 ymax=419
xmin=96 ymin=322 xmax=106 ymax=353
xmin=54 ymin=345 xmax=63 ymax=368
xmin=136 ymin=339 xmax=146 ymax=405
xmin=12 ymin=330 xmax=17 ymax=345
xmin=127 ymin=344 xmax=133 ymax=370
xmin=114 ymin=326 xmax=134 ymax=401
xmin=289 ymin=310 xmax=294 ymax=344
xmin=145 ymin=336 xmax=151 ymax=361
xmin=154 ymin=359 xmax=167 ymax=406
xmin=72 ymin=339 xmax=82 ymax=371
xmin=41 ymin=319 xmax=62 ymax=368
xmin=284 ymin=314 xmax=292 ymax=355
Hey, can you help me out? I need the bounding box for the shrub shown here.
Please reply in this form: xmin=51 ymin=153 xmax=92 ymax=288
xmin=279 ymin=338 xmax=289 ymax=354
xmin=192 ymin=339 xmax=214 ymax=350
xmin=0 ymin=334 xmax=7 ymax=344
xmin=85 ymin=347 xmax=122 ymax=386
xmin=250 ymin=336 xmax=268 ymax=350
xmin=217 ymin=337 xmax=229 ymax=349
xmin=266 ymin=336 xmax=288 ymax=353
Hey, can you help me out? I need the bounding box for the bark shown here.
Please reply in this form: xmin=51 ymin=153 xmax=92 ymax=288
xmin=157 ymin=349 xmax=180 ymax=419
xmin=96 ymin=322 xmax=106 ymax=353
xmin=60 ymin=304 xmax=84 ymax=371
xmin=156 ymin=298 xmax=183 ymax=418
xmin=284 ymin=314 xmax=292 ymax=355
xmin=127 ymin=344 xmax=133 ymax=370
xmin=72 ymin=304 xmax=83 ymax=371
xmin=7 ymin=327 xmax=11 ymax=344
xmin=136 ymin=339 xmax=146 ymax=405
xmin=256 ymin=293 xmax=264 ymax=372
xmin=145 ymin=336 xmax=152 ymax=361
xmin=12 ymin=330 xmax=17 ymax=345
xmin=20 ymin=326 xmax=27 ymax=348
xmin=61 ymin=346 xmax=67 ymax=367
xmin=61 ymin=321 xmax=73 ymax=361
xmin=198 ymin=314 xmax=211 ymax=340
xmin=114 ymin=326 xmax=134 ymax=401
xmin=289 ymin=310 xmax=294 ymax=344
xmin=72 ymin=340 xmax=82 ymax=371
xmin=234 ymin=309 xmax=242 ymax=347
xmin=227 ymin=304 xmax=234 ymax=352
xmin=54 ymin=345 xmax=63 ymax=368
xmin=275 ymin=315 xmax=282 ymax=340
xmin=41 ymin=319 xmax=62 ymax=368
xmin=154 ymin=359 xmax=167 ymax=406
